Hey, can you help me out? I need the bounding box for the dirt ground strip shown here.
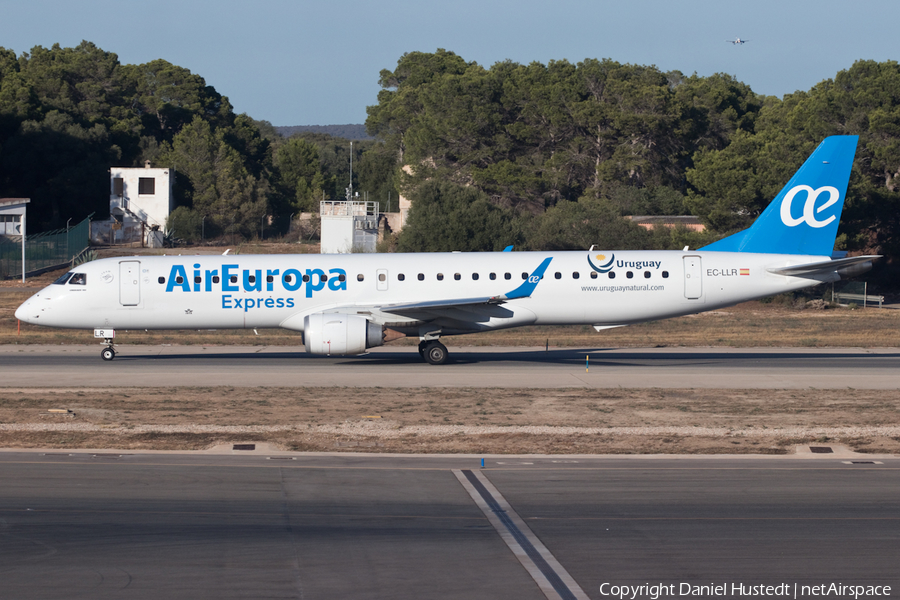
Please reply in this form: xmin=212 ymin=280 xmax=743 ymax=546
xmin=1 ymin=387 xmax=898 ymax=455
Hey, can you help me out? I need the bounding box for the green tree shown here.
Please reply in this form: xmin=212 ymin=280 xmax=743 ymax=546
xmin=525 ymin=196 xmax=650 ymax=251
xmin=397 ymin=180 xmax=521 ymax=252
xmin=273 ymin=136 xmax=325 ymax=213
xmin=161 ymin=116 xmax=267 ymax=240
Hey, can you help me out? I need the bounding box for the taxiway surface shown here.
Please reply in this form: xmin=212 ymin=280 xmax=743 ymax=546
xmin=0 ymin=345 xmax=898 ymax=388
xmin=0 ymin=451 xmax=897 ymax=600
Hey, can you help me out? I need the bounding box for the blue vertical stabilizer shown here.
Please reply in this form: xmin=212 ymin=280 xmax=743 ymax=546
xmin=700 ymin=136 xmax=858 ymax=255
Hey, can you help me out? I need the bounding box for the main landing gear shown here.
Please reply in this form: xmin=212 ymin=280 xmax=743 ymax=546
xmin=418 ymin=339 xmax=449 ymax=365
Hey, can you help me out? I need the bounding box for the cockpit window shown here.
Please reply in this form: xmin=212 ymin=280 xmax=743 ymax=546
xmin=53 ymin=273 xmax=73 ymax=285
xmin=69 ymin=273 xmax=86 ymax=285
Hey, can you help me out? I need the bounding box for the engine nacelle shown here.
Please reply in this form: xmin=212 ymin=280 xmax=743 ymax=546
xmin=304 ymin=313 xmax=384 ymax=355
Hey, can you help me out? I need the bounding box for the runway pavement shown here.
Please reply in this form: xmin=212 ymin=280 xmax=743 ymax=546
xmin=0 ymin=344 xmax=899 ymax=388
xmin=0 ymin=451 xmax=896 ymax=600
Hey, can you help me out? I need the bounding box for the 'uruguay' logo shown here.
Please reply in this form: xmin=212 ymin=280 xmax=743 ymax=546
xmin=780 ymin=185 xmax=840 ymax=229
xmin=587 ymin=253 xmax=615 ymax=273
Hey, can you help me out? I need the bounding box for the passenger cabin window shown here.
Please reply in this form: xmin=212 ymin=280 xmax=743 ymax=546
xmin=70 ymin=273 xmax=87 ymax=285
xmin=302 ymin=274 xmax=310 ymax=283
xmin=53 ymin=273 xmax=74 ymax=285
xmin=590 ymin=272 xmax=598 ymax=279
xmin=472 ymin=273 xmax=479 ymax=281
xmin=378 ymin=273 xmax=386 ymax=282
xmin=454 ymin=273 xmax=461 ymax=281
xmin=194 ymin=276 xmax=202 ymax=284
xmin=644 ymin=271 xmax=651 ymax=279
xmin=521 ymin=272 xmax=528 ymax=280
xmin=213 ymin=276 xmax=220 ymax=283
xmin=490 ymin=273 xmax=496 ymax=280
xmin=437 ymin=273 xmax=444 ymax=281
xmin=504 ymin=273 xmax=511 ymax=280
xmin=230 ymin=275 xmax=238 ymax=284
xmin=158 ymin=276 xmax=165 ymax=284
xmin=338 ymin=274 xmax=346 ymax=282
xmin=626 ymin=271 xmax=634 ymax=279
xmin=417 ymin=273 xmax=424 ymax=281
xmin=398 ymin=273 xmax=405 ymax=281
xmin=572 ymin=272 xmax=580 ymax=279
xmin=662 ymin=271 xmax=669 ymax=278
xmin=357 ymin=274 xmax=364 ymax=282
xmin=608 ymin=272 xmax=616 ymax=279
xmin=284 ymin=275 xmax=293 ymax=283
xmin=175 ymin=276 xmax=184 ymax=284
xmin=267 ymin=275 xmax=274 ymax=283
xmin=554 ymin=272 xmax=561 ymax=279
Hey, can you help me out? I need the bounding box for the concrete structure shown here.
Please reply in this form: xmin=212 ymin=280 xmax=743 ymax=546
xmin=320 ymin=200 xmax=380 ymax=253
xmin=0 ymin=198 xmax=27 ymax=236
xmin=627 ymin=215 xmax=705 ymax=231
xmin=0 ymin=198 xmax=29 ymax=281
xmin=92 ymin=162 xmax=174 ymax=246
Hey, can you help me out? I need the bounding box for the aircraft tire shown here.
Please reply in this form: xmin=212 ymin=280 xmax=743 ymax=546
xmin=101 ymin=347 xmax=116 ymax=361
xmin=423 ymin=341 xmax=448 ymax=365
xmin=418 ymin=340 xmax=427 ymax=358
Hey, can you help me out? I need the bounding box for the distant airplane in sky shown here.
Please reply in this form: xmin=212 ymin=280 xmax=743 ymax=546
xmin=727 ymin=38 xmax=749 ymax=45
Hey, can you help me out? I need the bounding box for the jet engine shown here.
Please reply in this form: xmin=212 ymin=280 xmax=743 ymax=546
xmin=303 ymin=313 xmax=384 ymax=355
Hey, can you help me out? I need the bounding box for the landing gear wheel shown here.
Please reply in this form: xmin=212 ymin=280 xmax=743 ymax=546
xmin=423 ymin=341 xmax=448 ymax=365
xmin=101 ymin=347 xmax=116 ymax=361
xmin=418 ymin=340 xmax=428 ymax=358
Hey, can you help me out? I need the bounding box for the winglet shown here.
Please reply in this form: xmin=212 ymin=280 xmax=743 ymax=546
xmin=503 ymin=245 xmax=514 ymax=252
xmin=502 ymin=257 xmax=552 ymax=300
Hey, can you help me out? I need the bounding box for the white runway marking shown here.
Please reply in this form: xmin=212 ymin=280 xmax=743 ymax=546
xmin=454 ymin=469 xmax=589 ymax=600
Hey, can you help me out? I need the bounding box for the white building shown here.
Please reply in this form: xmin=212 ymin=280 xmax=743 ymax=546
xmin=93 ymin=162 xmax=174 ymax=246
xmin=320 ymin=199 xmax=380 ymax=253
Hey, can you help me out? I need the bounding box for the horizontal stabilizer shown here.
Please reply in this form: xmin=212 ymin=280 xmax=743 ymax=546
xmin=767 ymin=255 xmax=880 ymax=277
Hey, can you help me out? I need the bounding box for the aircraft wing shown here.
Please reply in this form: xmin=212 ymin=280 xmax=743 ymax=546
xmin=379 ymin=295 xmax=504 ymax=313
xmin=767 ymin=255 xmax=880 ymax=277
xmin=371 ymin=256 xmax=552 ymax=316
xmin=376 ymin=256 xmax=554 ymax=314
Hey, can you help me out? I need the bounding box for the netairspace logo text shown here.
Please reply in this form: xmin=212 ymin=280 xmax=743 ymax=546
xmin=598 ymin=582 xmax=892 ymax=600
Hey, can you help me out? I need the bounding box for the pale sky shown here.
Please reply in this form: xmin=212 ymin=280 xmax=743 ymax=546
xmin=1 ymin=0 xmax=896 ymax=126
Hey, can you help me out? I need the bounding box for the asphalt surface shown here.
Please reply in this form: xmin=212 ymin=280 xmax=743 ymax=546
xmin=1 ymin=344 xmax=899 ymax=388
xmin=0 ymin=451 xmax=896 ymax=600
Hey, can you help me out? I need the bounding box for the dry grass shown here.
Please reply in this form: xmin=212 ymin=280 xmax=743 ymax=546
xmin=1 ymin=386 xmax=899 ymax=455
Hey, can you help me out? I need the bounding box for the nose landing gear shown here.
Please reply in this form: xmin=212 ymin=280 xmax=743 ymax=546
xmin=94 ymin=329 xmax=117 ymax=361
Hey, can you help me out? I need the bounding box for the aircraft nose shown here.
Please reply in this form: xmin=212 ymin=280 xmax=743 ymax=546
xmin=15 ymin=300 xmax=34 ymax=323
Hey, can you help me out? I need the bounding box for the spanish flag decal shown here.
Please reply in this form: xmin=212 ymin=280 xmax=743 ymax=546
xmin=740 ymin=268 xmax=750 ymax=276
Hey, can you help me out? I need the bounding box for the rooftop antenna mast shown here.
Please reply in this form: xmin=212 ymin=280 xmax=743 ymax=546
xmin=346 ymin=141 xmax=353 ymax=201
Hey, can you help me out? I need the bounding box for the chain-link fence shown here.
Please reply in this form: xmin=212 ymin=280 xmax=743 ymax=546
xmin=0 ymin=215 xmax=92 ymax=279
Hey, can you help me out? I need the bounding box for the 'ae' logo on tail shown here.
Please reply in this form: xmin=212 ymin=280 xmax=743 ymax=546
xmin=780 ymin=185 xmax=840 ymax=229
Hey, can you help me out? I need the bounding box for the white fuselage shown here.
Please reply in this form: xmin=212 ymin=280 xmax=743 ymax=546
xmin=16 ymin=250 xmax=830 ymax=335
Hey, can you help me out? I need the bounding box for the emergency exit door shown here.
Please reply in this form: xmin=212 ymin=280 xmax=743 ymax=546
xmin=119 ymin=260 xmax=141 ymax=306
xmin=683 ymin=256 xmax=702 ymax=299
